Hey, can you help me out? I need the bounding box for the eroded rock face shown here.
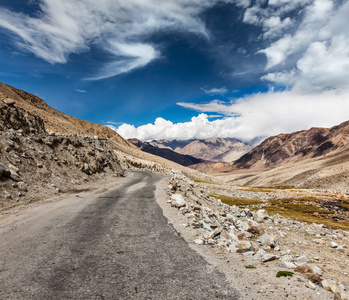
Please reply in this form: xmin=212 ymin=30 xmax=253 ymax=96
xmin=0 ymin=99 xmax=46 ymax=134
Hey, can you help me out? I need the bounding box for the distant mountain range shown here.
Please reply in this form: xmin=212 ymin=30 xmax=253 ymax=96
xmin=128 ymin=139 xmax=205 ymax=166
xmin=150 ymin=138 xmax=252 ymax=162
xmin=209 ymin=121 xmax=349 ymax=191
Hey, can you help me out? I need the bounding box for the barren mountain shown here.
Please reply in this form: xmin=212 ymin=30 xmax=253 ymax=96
xmin=233 ymin=122 xmax=349 ymax=169
xmin=128 ymin=138 xmax=204 ymax=166
xmin=151 ymin=138 xmax=251 ymax=162
xmin=210 ymin=121 xmax=349 ymax=191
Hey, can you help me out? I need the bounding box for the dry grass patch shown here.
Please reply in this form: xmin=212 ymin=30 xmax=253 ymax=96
xmin=210 ymin=194 xmax=262 ymax=207
xmin=210 ymin=194 xmax=349 ymax=230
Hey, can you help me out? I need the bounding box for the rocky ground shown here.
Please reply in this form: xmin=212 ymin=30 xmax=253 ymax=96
xmin=159 ymin=170 xmax=349 ymax=299
xmin=0 ymin=99 xmax=124 ymax=210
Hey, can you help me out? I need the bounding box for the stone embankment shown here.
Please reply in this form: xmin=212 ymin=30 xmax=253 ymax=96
xmin=165 ymin=170 xmax=349 ymax=299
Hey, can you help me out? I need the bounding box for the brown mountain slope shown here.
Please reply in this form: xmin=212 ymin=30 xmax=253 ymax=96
xmin=233 ymin=121 xmax=349 ymax=170
xmin=0 ymin=82 xmax=132 ymax=148
xmin=209 ymin=121 xmax=349 ymax=191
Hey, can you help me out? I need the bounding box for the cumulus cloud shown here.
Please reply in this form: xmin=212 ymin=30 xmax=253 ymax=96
xmin=202 ymin=87 xmax=228 ymax=95
xmin=0 ymin=0 xmax=240 ymax=79
xmin=250 ymin=0 xmax=349 ymax=92
xmin=115 ymin=90 xmax=349 ymax=142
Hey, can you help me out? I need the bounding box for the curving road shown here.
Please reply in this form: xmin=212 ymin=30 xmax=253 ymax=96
xmin=0 ymin=171 xmax=240 ymax=299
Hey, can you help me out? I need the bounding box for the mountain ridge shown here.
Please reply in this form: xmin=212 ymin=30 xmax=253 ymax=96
xmin=150 ymin=137 xmax=251 ymax=162
xmin=128 ymin=138 xmax=205 ymax=167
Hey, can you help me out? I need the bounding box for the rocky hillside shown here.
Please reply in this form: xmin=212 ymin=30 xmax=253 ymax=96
xmin=0 ymin=99 xmax=124 ymax=209
xmin=0 ymin=82 xmax=132 ymax=148
xmin=128 ymin=138 xmax=204 ymax=167
xmin=151 ymin=138 xmax=251 ymax=162
xmin=234 ymin=122 xmax=349 ymax=169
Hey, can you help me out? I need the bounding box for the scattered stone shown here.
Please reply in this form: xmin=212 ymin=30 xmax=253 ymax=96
xmin=259 ymin=233 xmax=277 ymax=247
xmin=322 ymin=279 xmax=337 ymax=292
xmin=331 ymin=242 xmax=339 ymax=248
xmin=170 ymin=194 xmax=186 ymax=208
xmin=262 ymin=253 xmax=279 ymax=262
xmin=254 ymin=209 xmax=269 ymax=222
xmin=296 ymin=255 xmax=309 ymax=264
xmin=18 ymin=182 xmax=28 ymax=192
xmin=312 ymin=265 xmax=323 ymax=276
xmin=306 ymin=280 xmax=316 ymax=290
xmin=194 ymin=239 xmax=204 ymax=245
xmin=8 ymin=164 xmax=19 ymax=173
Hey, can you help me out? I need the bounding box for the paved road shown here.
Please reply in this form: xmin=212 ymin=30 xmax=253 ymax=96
xmin=0 ymin=171 xmax=240 ymax=299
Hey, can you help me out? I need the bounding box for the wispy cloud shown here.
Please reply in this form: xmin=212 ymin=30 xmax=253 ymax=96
xmin=177 ymin=99 xmax=237 ymax=116
xmin=0 ymin=0 xmax=241 ymax=80
xmin=116 ymin=90 xmax=349 ymax=142
xmin=75 ymin=89 xmax=86 ymax=93
xmin=202 ymin=87 xmax=228 ymax=95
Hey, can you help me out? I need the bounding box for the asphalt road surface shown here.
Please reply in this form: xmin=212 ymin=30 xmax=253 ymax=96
xmin=0 ymin=171 xmax=240 ymax=299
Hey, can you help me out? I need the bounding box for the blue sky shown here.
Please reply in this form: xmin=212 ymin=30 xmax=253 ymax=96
xmin=0 ymin=0 xmax=349 ymax=141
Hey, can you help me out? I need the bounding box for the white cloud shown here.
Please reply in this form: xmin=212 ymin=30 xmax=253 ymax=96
xmin=0 ymin=0 xmax=238 ymax=79
xmin=115 ymin=90 xmax=349 ymax=142
xmin=202 ymin=87 xmax=228 ymax=95
xmin=253 ymin=0 xmax=349 ymax=92
xmin=75 ymin=89 xmax=86 ymax=93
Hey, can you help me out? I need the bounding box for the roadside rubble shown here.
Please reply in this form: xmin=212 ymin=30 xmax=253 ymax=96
xmin=166 ymin=169 xmax=349 ymax=300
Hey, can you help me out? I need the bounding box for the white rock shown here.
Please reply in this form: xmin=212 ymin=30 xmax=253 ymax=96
xmin=331 ymin=241 xmax=338 ymax=248
xmin=262 ymin=253 xmax=279 ymax=262
xmin=322 ymin=279 xmax=336 ymax=291
xmin=254 ymin=209 xmax=268 ymax=222
xmin=227 ymin=231 xmax=240 ymax=242
xmin=306 ymin=280 xmax=316 ymax=290
xmin=296 ymin=255 xmax=309 ymax=264
xmin=259 ymin=233 xmax=277 ymax=247
xmin=236 ymin=220 xmax=250 ymax=231
xmin=194 ymin=239 xmax=204 ymax=245
xmin=284 ymin=262 xmax=297 ymax=269
xmin=171 ymin=194 xmax=186 ymax=208
xmin=312 ymin=265 xmax=323 ymax=276
xmin=255 ymin=249 xmax=265 ymax=258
